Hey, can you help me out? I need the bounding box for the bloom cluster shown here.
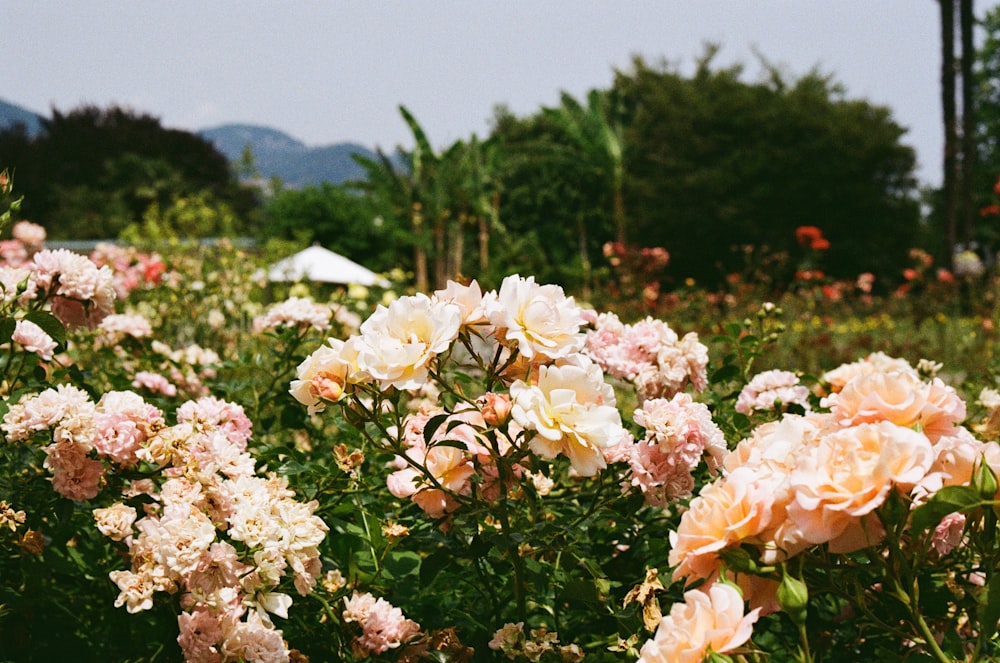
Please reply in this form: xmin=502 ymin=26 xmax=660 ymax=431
xmin=2 ymin=387 xmax=327 ymax=662
xmin=0 ymin=247 xmax=117 ymax=347
xmin=620 ymin=393 xmax=727 ymax=505
xmin=292 ymin=275 xmax=646 ymax=501
xmin=582 ymin=310 xmax=708 ymax=403
xmin=663 ymin=352 xmax=980 ymax=636
xmin=251 ymin=296 xmax=333 ymax=334
xmin=29 ymin=248 xmax=117 ymax=328
xmin=89 ymin=242 xmax=169 ymax=299
xmin=735 ymin=369 xmax=811 ymax=415
xmin=0 ymin=220 xmax=46 ymax=266
xmin=488 ymin=621 xmax=585 ymax=661
xmin=342 ymin=591 xmax=422 ymax=656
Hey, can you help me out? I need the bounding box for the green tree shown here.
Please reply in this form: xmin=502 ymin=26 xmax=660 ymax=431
xmin=973 ymin=3 xmax=1000 ymax=252
xmin=262 ymin=182 xmax=405 ymax=274
xmin=0 ymin=104 xmax=258 ymax=238
xmin=488 ymin=104 xmax=613 ymax=294
xmin=542 ymin=89 xmax=628 ymax=247
xmin=615 ymin=54 xmax=920 ymax=288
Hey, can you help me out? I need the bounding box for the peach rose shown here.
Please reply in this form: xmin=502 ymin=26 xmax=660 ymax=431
xmin=638 ymin=582 xmax=760 ymax=663
xmin=93 ymin=502 xmax=138 ymax=542
xmin=289 ymin=337 xmax=366 ymax=414
xmin=356 ymin=293 xmax=462 ymax=391
xmin=669 ymin=467 xmax=776 ymax=582
xmin=788 ymin=422 xmax=932 ymax=550
xmin=723 ymin=414 xmax=825 ymax=476
xmin=820 ymin=352 xmax=917 ymax=394
xmin=485 ymin=274 xmax=585 ymax=362
xmin=915 ymin=429 xmax=1000 ymax=500
xmin=824 ymin=370 xmax=927 ymax=429
xmin=919 ymin=378 xmax=967 ymax=442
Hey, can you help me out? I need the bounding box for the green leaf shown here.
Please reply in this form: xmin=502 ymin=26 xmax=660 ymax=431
xmin=0 ymin=316 xmax=15 ymax=344
xmin=978 ymin=573 xmax=1000 ymax=633
xmin=384 ymin=550 xmax=422 ymax=580
xmin=420 ymin=549 xmax=451 ymax=586
xmin=910 ymin=485 xmax=983 ymax=533
xmin=23 ymin=310 xmax=67 ymax=345
xmin=711 ymin=364 xmax=741 ymax=383
xmin=558 ymin=578 xmax=606 ymax=604
xmin=422 ymin=413 xmax=449 ymax=445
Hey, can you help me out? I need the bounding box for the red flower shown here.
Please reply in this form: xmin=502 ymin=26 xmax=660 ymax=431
xmin=795 ymin=225 xmax=824 ymax=247
xmin=980 ymin=204 xmax=1000 ymax=217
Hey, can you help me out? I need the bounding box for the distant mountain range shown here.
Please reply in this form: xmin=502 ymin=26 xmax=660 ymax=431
xmin=0 ymin=98 xmax=43 ymax=136
xmin=0 ymin=98 xmax=380 ymax=187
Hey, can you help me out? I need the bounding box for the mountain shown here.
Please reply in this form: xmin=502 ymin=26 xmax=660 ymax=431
xmin=0 ymin=98 xmax=381 ymax=187
xmin=198 ymin=124 xmax=378 ymax=187
xmin=0 ymin=99 xmax=43 ymax=136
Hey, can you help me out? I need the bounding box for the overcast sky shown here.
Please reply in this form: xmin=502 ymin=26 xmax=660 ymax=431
xmin=2 ymin=1 xmax=995 ymax=187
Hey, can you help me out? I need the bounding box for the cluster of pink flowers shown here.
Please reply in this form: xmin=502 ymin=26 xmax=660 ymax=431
xmin=292 ymin=275 xmax=735 ymax=526
xmin=29 ymin=248 xmax=117 ymax=328
xmin=3 ymin=384 xmax=327 ymax=661
xmin=735 ymin=369 xmax=812 ymax=415
xmin=582 ymin=310 xmax=708 ymax=404
xmin=2 ymin=385 xmax=165 ymax=501
xmin=251 ymin=296 xmax=333 ymax=334
xmin=0 ymin=264 xmax=36 ymax=307
xmin=95 ymin=312 xmax=155 ymax=347
xmin=342 ymin=591 xmax=422 ymax=656
xmin=0 ymin=221 xmax=46 ymax=267
xmin=615 ymin=393 xmax=727 ymax=506
xmin=664 ymin=354 xmax=979 ymax=626
xmin=148 ymin=340 xmax=221 ymax=399
xmin=89 ymin=242 xmax=168 ymax=299
xmin=131 ymin=370 xmax=179 ymax=397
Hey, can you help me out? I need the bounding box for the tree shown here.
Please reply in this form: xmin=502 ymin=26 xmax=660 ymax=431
xmin=614 ymin=54 xmax=919 ymax=288
xmin=542 ymin=89 xmax=628 ymax=247
xmin=0 ymin=104 xmax=257 ymax=238
xmin=262 ymin=182 xmax=405 ymax=274
xmin=938 ymin=0 xmax=979 ymax=261
xmin=973 ymin=3 xmax=1000 ymax=251
xmin=488 ymin=104 xmax=613 ymax=292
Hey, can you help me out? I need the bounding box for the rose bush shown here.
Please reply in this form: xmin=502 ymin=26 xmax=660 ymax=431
xmin=2 ymin=178 xmax=1000 ymax=662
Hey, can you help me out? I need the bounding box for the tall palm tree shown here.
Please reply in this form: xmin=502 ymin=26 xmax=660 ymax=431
xmin=941 ymin=0 xmax=959 ymax=262
xmin=542 ymin=89 xmax=627 ymax=247
xmin=960 ymin=0 xmax=977 ymax=246
xmin=352 ymin=147 xmax=428 ymax=290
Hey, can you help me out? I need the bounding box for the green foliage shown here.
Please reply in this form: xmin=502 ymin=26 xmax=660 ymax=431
xmin=614 ymin=52 xmax=920 ymax=288
xmin=262 ymin=182 xmax=405 ymax=274
xmin=0 ymin=104 xmax=258 ymax=238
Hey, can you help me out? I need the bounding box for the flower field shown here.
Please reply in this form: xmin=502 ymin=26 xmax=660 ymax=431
xmin=3 ymin=186 xmax=1000 ymax=662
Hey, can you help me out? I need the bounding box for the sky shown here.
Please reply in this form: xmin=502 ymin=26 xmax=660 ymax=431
xmin=1 ymin=1 xmax=994 ymax=187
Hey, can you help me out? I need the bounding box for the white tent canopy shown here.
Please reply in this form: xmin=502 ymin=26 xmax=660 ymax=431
xmin=264 ymin=245 xmax=388 ymax=287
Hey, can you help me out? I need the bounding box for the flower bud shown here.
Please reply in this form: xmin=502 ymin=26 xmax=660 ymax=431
xmin=478 ymin=392 xmax=512 ymax=427
xmin=777 ymin=572 xmax=809 ymax=626
xmin=973 ymin=459 xmax=999 ymax=500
